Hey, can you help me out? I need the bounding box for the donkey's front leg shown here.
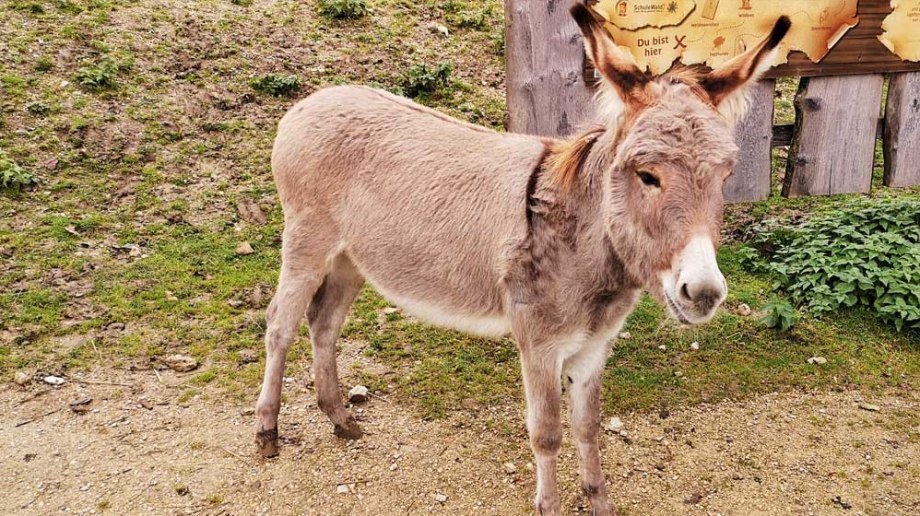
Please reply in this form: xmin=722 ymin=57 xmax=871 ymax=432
xmin=517 ymin=340 xmax=564 ymax=515
xmin=565 ymin=341 xmax=615 ymax=515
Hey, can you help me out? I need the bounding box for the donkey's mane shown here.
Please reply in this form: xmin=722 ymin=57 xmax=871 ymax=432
xmin=546 ymin=125 xmax=606 ymax=192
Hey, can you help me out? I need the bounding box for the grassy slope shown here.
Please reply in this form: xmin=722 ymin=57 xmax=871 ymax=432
xmin=1 ymin=0 xmax=918 ymax=418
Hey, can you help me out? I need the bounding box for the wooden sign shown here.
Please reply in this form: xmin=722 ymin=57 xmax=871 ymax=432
xmin=584 ymin=0 xmax=920 ymax=82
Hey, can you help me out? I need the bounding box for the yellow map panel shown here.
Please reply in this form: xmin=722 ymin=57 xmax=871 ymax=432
xmin=593 ymin=0 xmax=859 ymax=75
xmin=879 ymin=0 xmax=920 ymax=61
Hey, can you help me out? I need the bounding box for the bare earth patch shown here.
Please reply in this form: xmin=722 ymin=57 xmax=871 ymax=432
xmin=3 ymin=368 xmax=917 ymax=515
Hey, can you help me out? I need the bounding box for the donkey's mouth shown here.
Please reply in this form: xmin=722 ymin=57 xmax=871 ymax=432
xmin=664 ymin=291 xmax=692 ymax=325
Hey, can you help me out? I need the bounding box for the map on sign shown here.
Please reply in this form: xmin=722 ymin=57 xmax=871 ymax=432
xmin=879 ymin=0 xmax=920 ymax=61
xmin=592 ymin=0 xmax=859 ymax=74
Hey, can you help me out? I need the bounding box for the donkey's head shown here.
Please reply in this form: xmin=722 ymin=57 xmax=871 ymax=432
xmin=570 ymin=4 xmax=790 ymax=324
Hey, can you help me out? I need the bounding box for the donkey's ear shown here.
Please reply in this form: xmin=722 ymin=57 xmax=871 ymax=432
xmin=571 ymin=2 xmax=649 ymax=110
xmin=700 ymin=16 xmax=792 ymax=123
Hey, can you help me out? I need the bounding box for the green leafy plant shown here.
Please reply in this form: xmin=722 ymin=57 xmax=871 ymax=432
xmin=0 ymin=150 xmax=38 ymax=190
xmin=759 ymin=300 xmax=796 ymax=331
xmin=249 ymin=74 xmax=302 ymax=97
xmin=400 ymin=62 xmax=453 ymax=98
xmin=75 ymin=57 xmax=132 ymax=90
xmin=743 ymin=199 xmax=920 ymax=331
xmin=317 ymin=0 xmax=368 ymax=19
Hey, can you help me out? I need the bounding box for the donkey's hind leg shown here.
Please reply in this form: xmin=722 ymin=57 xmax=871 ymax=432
xmin=255 ymin=234 xmax=329 ymax=457
xmin=306 ymin=253 xmax=365 ymax=440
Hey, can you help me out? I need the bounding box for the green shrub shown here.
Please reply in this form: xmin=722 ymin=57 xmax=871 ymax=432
xmin=249 ymin=74 xmax=302 ymax=97
xmin=317 ymin=0 xmax=368 ymax=19
xmin=0 ymin=150 xmax=38 ymax=190
xmin=75 ymin=57 xmax=132 ymax=90
xmin=401 ymin=62 xmax=453 ymax=98
xmin=742 ymin=199 xmax=920 ymax=331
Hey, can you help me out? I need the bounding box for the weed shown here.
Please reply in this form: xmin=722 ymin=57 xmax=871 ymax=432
xmin=75 ymin=57 xmax=132 ymax=91
xmin=249 ymin=74 xmax=302 ymax=97
xmin=760 ymin=300 xmax=796 ymax=331
xmin=26 ymin=101 xmax=50 ymax=116
xmin=317 ymin=0 xmax=368 ymax=20
xmin=230 ymin=0 xmax=252 ymax=5
xmin=401 ymin=62 xmax=453 ymax=98
xmin=0 ymin=149 xmax=37 ymax=190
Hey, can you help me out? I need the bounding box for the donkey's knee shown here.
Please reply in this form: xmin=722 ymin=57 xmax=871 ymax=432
xmin=531 ymin=430 xmax=562 ymax=456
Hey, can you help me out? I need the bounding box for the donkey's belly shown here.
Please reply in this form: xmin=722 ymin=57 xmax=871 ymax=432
xmin=348 ymin=252 xmax=511 ymax=337
xmin=370 ymin=280 xmax=511 ymax=337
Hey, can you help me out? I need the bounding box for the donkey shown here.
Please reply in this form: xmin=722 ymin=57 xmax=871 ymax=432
xmin=255 ymin=3 xmax=790 ymax=513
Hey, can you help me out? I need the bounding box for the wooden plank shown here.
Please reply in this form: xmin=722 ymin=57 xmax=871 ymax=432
xmin=783 ymin=75 xmax=885 ymax=197
xmin=725 ymin=80 xmax=775 ymax=203
xmin=504 ymin=0 xmax=594 ymax=138
xmin=883 ymin=72 xmax=920 ymax=188
xmin=584 ymin=0 xmax=920 ymax=82
xmin=772 ymin=118 xmax=885 ymax=147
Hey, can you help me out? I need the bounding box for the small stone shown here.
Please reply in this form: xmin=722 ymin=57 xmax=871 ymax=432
xmin=226 ymin=299 xmax=244 ymax=308
xmin=14 ymin=372 xmax=31 ymax=386
xmin=690 ymin=342 xmax=700 ymax=351
xmin=658 ymin=345 xmax=667 ymax=351
xmin=807 ymin=356 xmax=827 ymax=365
xmin=69 ymin=397 xmax=93 ymax=414
xmin=238 ymin=349 xmax=258 ymax=364
xmin=43 ymin=375 xmax=66 ymax=386
xmin=426 ymin=22 xmax=449 ymax=37
xmin=348 ymin=385 xmax=369 ymax=403
xmin=139 ymin=399 xmax=154 ymax=410
xmin=389 ymin=463 xmax=398 ymax=471
xmin=336 ymin=484 xmax=349 ymax=494
xmin=503 ymin=462 xmax=517 ymax=475
xmin=235 ymin=241 xmax=254 ymax=255
xmin=618 ymin=331 xmax=631 ymax=340
xmin=736 ymin=303 xmax=752 ymax=316
xmin=658 ymin=409 xmax=670 ymax=419
xmin=434 ymin=493 xmax=448 ymax=503
xmin=859 ymin=403 xmax=881 ymax=412
xmin=607 ymin=416 xmax=624 ymax=433
xmin=163 ymin=354 xmax=198 ymax=373
xmin=382 ymin=307 xmax=399 ymax=315
xmin=240 ymin=407 xmax=255 ymax=416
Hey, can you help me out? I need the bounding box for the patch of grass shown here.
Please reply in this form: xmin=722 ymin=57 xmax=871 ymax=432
xmin=249 ymin=74 xmax=302 ymax=97
xmin=317 ymin=0 xmax=368 ymax=20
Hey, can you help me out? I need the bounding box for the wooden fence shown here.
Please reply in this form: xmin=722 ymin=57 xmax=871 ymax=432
xmin=504 ymin=0 xmax=920 ymax=203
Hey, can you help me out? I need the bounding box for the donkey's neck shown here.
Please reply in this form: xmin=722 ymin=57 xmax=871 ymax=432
xmin=534 ymin=128 xmax=639 ymax=292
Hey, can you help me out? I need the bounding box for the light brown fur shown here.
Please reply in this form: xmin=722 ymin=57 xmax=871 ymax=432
xmin=254 ymin=4 xmax=791 ymax=514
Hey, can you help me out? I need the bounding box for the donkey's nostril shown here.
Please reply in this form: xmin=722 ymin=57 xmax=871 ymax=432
xmin=680 ymin=282 xmax=692 ymax=302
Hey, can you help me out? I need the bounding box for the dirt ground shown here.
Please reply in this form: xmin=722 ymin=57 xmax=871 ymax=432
xmin=3 ymin=360 xmax=918 ymax=516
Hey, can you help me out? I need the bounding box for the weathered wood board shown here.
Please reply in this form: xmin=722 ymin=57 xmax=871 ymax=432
xmin=725 ymin=80 xmax=775 ymax=203
xmin=503 ymin=0 xmax=594 ymax=137
xmin=783 ymin=75 xmax=885 ymax=197
xmin=883 ymin=72 xmax=920 ymax=188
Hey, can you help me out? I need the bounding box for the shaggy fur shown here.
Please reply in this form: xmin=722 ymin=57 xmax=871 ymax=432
xmin=254 ymin=3 xmax=791 ymax=514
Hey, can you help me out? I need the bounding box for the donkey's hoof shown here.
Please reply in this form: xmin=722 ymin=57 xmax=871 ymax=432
xmin=256 ymin=428 xmax=279 ymax=458
xmin=333 ymin=418 xmax=363 ymax=440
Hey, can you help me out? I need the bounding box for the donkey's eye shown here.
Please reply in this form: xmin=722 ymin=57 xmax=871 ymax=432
xmin=637 ymin=171 xmax=660 ymax=188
